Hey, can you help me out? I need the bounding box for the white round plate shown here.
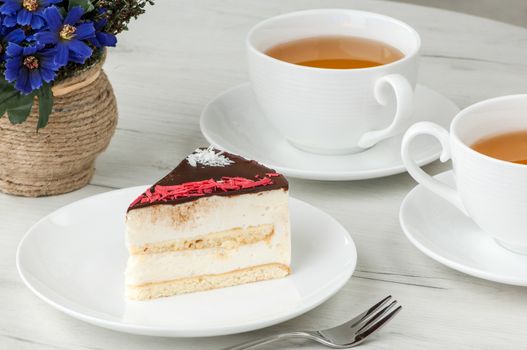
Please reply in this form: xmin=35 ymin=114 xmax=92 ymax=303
xmin=400 ymin=171 xmax=527 ymax=286
xmin=17 ymin=187 xmax=356 ymax=337
xmin=200 ymin=83 xmax=459 ymax=181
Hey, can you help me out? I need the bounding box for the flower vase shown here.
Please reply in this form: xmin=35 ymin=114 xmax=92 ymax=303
xmin=0 ymin=57 xmax=118 ymax=197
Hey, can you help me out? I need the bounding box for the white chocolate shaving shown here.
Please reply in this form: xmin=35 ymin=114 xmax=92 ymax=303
xmin=186 ymin=146 xmax=234 ymax=167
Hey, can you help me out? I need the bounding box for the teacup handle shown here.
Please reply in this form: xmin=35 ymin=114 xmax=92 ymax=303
xmin=401 ymin=121 xmax=469 ymax=215
xmin=358 ymin=74 xmax=414 ymax=148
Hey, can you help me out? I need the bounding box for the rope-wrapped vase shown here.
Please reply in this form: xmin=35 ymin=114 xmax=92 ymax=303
xmin=0 ymin=58 xmax=118 ymax=197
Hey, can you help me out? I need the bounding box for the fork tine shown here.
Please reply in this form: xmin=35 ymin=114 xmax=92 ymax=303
xmin=355 ymin=300 xmax=398 ymax=332
xmin=355 ymin=304 xmax=402 ymax=341
xmin=344 ymin=295 xmax=392 ymax=329
xmin=331 ymin=295 xmax=392 ymax=328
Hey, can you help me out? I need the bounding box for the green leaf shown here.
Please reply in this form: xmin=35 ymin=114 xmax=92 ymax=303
xmin=0 ymin=79 xmax=11 ymax=118
xmin=7 ymin=105 xmax=33 ymax=124
xmin=0 ymin=77 xmax=19 ymax=107
xmin=0 ymin=103 xmax=7 ymax=119
xmin=0 ymin=91 xmax=18 ymax=106
xmin=69 ymin=0 xmax=94 ymax=13
xmin=0 ymin=77 xmax=40 ymax=125
xmin=37 ymin=84 xmax=53 ymax=130
xmin=6 ymin=92 xmax=35 ymax=125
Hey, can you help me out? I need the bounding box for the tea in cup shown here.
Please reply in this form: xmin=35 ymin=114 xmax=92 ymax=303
xmin=402 ymin=94 xmax=527 ymax=254
xmin=247 ymin=9 xmax=421 ymax=155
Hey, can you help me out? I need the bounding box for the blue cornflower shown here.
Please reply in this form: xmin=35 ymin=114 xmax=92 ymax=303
xmin=34 ymin=6 xmax=95 ymax=67
xmin=0 ymin=0 xmax=61 ymax=29
xmin=89 ymin=17 xmax=117 ymax=48
xmin=4 ymin=43 xmax=58 ymax=94
xmin=0 ymin=27 xmax=25 ymax=59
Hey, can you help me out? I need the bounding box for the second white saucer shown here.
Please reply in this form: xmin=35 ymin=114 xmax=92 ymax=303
xmin=400 ymin=171 xmax=527 ymax=286
xmin=200 ymin=83 xmax=459 ymax=181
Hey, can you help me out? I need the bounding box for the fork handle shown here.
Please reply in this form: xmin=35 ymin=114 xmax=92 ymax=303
xmin=222 ymin=331 xmax=318 ymax=350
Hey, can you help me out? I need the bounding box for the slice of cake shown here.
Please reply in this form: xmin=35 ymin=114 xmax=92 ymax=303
xmin=125 ymin=147 xmax=291 ymax=300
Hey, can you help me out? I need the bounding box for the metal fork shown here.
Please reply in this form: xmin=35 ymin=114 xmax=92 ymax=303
xmin=222 ymin=295 xmax=401 ymax=349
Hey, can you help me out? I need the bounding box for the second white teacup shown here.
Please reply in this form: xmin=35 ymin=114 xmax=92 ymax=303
xmin=247 ymin=9 xmax=421 ymax=155
xmin=402 ymin=94 xmax=527 ymax=254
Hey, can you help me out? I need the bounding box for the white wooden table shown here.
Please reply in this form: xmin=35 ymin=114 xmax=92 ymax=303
xmin=3 ymin=1 xmax=527 ymax=349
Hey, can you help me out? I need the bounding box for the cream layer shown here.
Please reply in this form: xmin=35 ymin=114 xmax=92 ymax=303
xmin=125 ymin=220 xmax=290 ymax=285
xmin=126 ymin=189 xmax=288 ymax=249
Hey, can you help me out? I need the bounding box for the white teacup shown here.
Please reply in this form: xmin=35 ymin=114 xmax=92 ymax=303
xmin=247 ymin=9 xmax=421 ymax=155
xmin=402 ymin=94 xmax=527 ymax=254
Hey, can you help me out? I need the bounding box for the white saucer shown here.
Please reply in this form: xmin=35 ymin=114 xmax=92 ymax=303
xmin=200 ymin=83 xmax=459 ymax=181
xmin=17 ymin=187 xmax=357 ymax=337
xmin=400 ymin=171 xmax=527 ymax=286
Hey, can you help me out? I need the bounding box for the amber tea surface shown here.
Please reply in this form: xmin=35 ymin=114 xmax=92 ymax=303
xmin=471 ymin=130 xmax=527 ymax=165
xmin=265 ymin=35 xmax=404 ymax=69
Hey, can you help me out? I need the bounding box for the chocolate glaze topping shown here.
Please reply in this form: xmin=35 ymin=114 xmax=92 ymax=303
xmin=128 ymin=150 xmax=288 ymax=212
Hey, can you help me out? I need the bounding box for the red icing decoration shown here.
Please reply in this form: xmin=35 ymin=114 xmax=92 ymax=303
xmin=129 ymin=173 xmax=281 ymax=209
